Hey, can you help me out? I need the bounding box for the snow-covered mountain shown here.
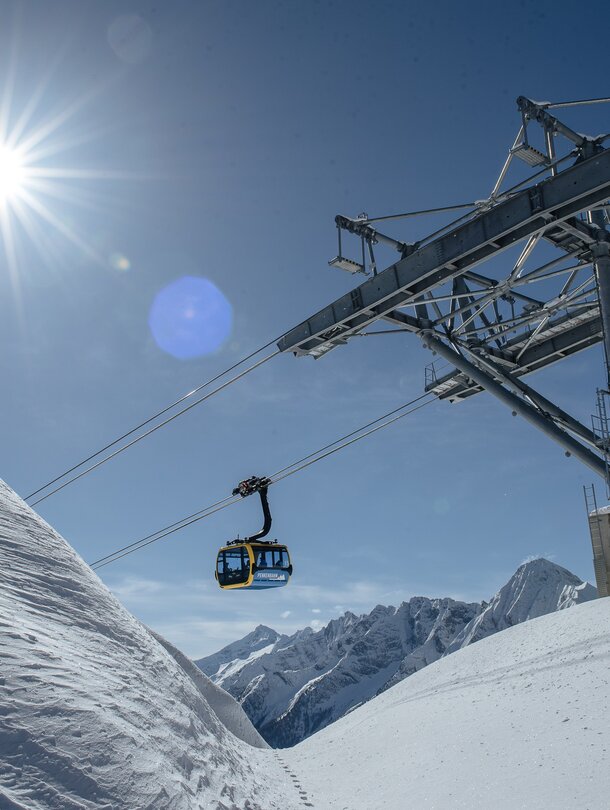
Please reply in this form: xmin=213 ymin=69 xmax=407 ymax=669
xmin=197 ymin=623 xmax=281 ymax=681
xmin=1 ymin=475 xmax=607 ymax=809
xmin=197 ymin=598 xmax=481 ymax=747
xmin=0 ymin=479 xmax=304 ymax=810
xmin=286 ymin=597 xmax=610 ymax=810
xmin=444 ymin=556 xmax=595 ymax=654
xmin=197 ymin=558 xmax=596 ymax=747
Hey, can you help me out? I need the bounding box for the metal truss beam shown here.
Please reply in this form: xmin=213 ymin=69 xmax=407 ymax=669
xmin=457 ymin=347 xmax=598 ymax=448
xmin=419 ymin=332 xmax=607 ymax=478
xmin=277 ymin=101 xmax=610 ymax=483
xmin=278 ymin=148 xmax=610 ymax=359
xmin=423 ymin=312 xmax=602 ymax=401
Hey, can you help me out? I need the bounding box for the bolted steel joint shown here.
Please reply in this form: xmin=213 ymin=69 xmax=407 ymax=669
xmin=592 ymin=241 xmax=610 ymax=260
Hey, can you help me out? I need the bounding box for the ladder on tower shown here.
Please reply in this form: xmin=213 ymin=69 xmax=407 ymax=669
xmin=583 ymin=483 xmax=609 ymax=597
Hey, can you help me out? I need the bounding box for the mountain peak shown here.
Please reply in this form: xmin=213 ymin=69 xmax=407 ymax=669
xmin=445 ymin=557 xmax=596 ymax=655
xmin=253 ymin=624 xmax=279 ymax=638
xmin=515 ymin=556 xmax=580 ymax=581
xmin=198 ymin=557 xmax=597 ymax=747
xmin=195 ymin=624 xmax=280 ymax=677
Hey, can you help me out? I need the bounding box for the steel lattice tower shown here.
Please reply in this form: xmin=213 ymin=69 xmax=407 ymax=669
xmin=277 ymin=96 xmax=610 ymax=593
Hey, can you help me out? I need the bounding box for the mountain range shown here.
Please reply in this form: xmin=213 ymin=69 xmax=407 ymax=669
xmin=196 ymin=557 xmax=596 ymax=747
xmin=1 ymin=475 xmax=607 ymax=809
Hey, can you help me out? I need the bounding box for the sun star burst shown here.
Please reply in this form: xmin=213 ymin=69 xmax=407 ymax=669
xmin=0 ymin=44 xmax=131 ymax=294
xmin=0 ymin=143 xmax=25 ymax=204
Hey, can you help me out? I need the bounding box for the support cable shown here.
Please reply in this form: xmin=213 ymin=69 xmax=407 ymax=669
xmin=415 ymin=152 xmax=577 ymax=250
xmin=91 ymin=495 xmax=242 ymax=570
xmin=90 ymin=392 xmax=437 ymax=570
xmin=25 ymin=338 xmax=281 ymax=502
xmin=29 ymin=350 xmax=280 ymax=507
xmin=269 ymin=396 xmax=435 ymax=485
xmin=544 ymin=97 xmax=610 ymax=109
xmin=362 ymin=203 xmax=477 ymax=224
xmin=267 ymin=392 xmax=433 ymax=483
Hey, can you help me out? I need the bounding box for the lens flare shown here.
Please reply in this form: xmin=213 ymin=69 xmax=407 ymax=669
xmin=107 ymin=14 xmax=153 ymax=65
xmin=109 ymin=252 xmax=131 ymax=271
xmin=149 ymin=276 xmax=233 ymax=359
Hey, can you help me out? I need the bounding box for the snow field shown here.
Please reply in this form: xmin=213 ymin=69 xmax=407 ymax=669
xmin=1 ymin=472 xmax=608 ymax=810
xmin=285 ymin=597 xmax=610 ymax=810
xmin=0 ymin=480 xmax=302 ymax=810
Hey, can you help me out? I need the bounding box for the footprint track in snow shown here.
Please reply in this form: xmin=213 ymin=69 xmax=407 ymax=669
xmin=274 ymin=753 xmax=314 ymax=808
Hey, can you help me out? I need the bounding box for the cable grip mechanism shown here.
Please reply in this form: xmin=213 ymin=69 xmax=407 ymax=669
xmin=231 ymin=475 xmax=273 ymax=542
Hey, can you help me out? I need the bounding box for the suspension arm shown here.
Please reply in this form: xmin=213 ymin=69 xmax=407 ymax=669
xmin=232 ymin=476 xmax=273 ymax=541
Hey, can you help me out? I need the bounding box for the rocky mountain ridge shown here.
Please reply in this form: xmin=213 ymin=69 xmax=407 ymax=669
xmin=196 ymin=558 xmax=596 ymax=747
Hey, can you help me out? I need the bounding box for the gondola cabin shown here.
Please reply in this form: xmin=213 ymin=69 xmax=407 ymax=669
xmin=215 ymin=542 xmax=292 ymax=590
xmin=216 ymin=475 xmax=292 ymax=591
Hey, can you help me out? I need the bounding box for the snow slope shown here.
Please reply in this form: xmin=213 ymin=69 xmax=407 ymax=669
xmin=0 ymin=480 xmax=303 ymax=810
xmin=285 ymin=598 xmax=610 ymax=810
xmin=149 ymin=629 xmax=265 ymax=750
xmin=198 ymin=559 xmax=595 ymax=747
xmin=2 ymin=473 xmax=606 ymax=809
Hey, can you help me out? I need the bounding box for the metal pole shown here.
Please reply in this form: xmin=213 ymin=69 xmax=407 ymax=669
xmin=588 ymin=210 xmax=610 ymax=388
xmin=465 ymin=348 xmax=600 ymax=448
xmin=490 ymin=127 xmax=523 ymax=199
xmin=420 ymin=331 xmax=608 ymax=479
xmin=545 ymin=127 xmax=557 ymax=177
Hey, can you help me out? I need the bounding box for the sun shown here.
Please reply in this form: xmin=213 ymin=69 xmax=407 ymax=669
xmin=0 ymin=143 xmax=25 ymax=204
xmin=0 ymin=66 xmax=128 ymax=287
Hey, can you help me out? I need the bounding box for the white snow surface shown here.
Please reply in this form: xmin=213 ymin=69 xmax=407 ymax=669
xmin=2 ymin=474 xmax=608 ymax=809
xmin=198 ymin=559 xmax=595 ymax=747
xmin=0 ymin=480 xmax=302 ymax=810
xmin=285 ymin=597 xmax=610 ymax=810
xmin=591 ymin=504 xmax=610 ymax=515
xmin=148 ymin=629 xmax=265 ymax=751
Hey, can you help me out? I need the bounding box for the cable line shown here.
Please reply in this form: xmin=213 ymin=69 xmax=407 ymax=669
xmin=363 ymin=202 xmax=477 ymax=224
xmin=91 ymin=495 xmax=241 ymax=570
xmin=26 ymin=338 xmax=281 ymax=502
xmin=30 ymin=349 xmax=280 ymax=507
xmin=270 ymin=395 xmax=435 ymax=485
xmin=268 ymin=392 xmax=433 ymax=482
xmin=90 ymin=494 xmax=238 ymax=568
xmin=90 ymin=391 xmax=438 ymax=570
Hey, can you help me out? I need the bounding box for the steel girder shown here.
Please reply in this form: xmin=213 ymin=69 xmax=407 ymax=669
xmin=419 ymin=332 xmax=606 ymax=478
xmin=277 ymin=148 xmax=610 ymax=364
xmin=276 ymin=105 xmax=610 ymax=478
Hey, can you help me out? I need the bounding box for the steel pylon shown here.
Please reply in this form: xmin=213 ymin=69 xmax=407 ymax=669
xmin=278 ymin=96 xmax=610 ymax=484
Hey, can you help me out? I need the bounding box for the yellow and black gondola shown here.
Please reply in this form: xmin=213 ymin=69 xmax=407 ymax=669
xmin=215 ymin=477 xmax=292 ymax=591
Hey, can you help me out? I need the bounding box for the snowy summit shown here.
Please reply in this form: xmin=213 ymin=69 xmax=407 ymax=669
xmin=197 ymin=557 xmax=596 ymax=747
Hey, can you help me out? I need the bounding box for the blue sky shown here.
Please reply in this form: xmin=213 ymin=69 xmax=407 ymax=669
xmin=1 ymin=0 xmax=608 ymax=656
